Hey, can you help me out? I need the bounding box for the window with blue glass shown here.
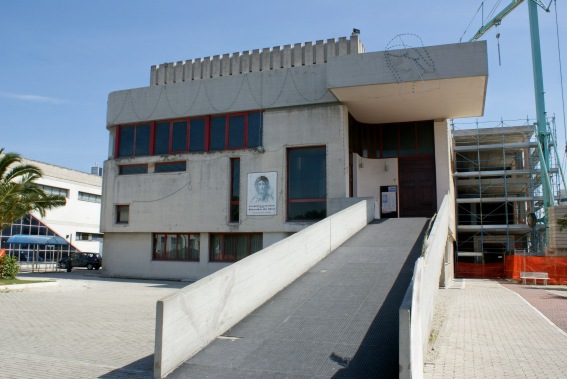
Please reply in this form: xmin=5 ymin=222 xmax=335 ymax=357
xmin=287 ymin=147 xmax=327 ymax=221
xmin=115 ymin=111 xmax=262 ymax=158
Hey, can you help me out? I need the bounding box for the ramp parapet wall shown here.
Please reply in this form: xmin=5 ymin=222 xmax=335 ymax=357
xmin=399 ymin=194 xmax=455 ymax=379
xmin=150 ymin=35 xmax=364 ymax=86
xmin=154 ymin=200 xmax=370 ymax=378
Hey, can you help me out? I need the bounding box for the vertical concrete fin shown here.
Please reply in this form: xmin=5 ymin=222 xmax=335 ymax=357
xmin=193 ymin=58 xmax=202 ymax=80
xmin=261 ymin=48 xmax=271 ymax=71
xmin=337 ymin=37 xmax=348 ymax=56
xmin=304 ymin=42 xmax=314 ymax=66
xmin=241 ymin=51 xmax=250 ymax=73
xmin=272 ymin=46 xmax=281 ymax=69
xmin=326 ymin=38 xmax=336 ymax=59
xmin=174 ymin=61 xmax=184 ymax=83
xmin=231 ymin=52 xmax=240 ymax=75
xmin=315 ymin=40 xmax=325 ymax=64
xmin=282 ymin=45 xmax=292 ymax=68
xmin=184 ymin=59 xmax=193 ymax=81
xmin=250 ymin=49 xmax=261 ymax=72
xmin=157 ymin=64 xmax=167 ymax=85
xmin=150 ymin=65 xmax=158 ymax=86
xmin=211 ymin=55 xmax=221 ymax=78
xmin=202 ymin=57 xmax=211 ymax=79
xmin=221 ymin=54 xmax=230 ymax=77
xmin=292 ymin=43 xmax=302 ymax=67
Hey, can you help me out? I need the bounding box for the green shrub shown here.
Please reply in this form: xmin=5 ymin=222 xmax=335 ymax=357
xmin=0 ymin=255 xmax=20 ymax=279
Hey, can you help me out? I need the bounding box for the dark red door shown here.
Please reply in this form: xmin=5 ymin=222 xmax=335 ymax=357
xmin=398 ymin=157 xmax=437 ymax=217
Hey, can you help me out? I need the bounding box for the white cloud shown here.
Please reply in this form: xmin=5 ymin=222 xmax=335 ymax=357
xmin=0 ymin=92 xmax=68 ymax=105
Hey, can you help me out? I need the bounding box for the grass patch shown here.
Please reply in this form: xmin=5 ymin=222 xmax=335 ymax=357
xmin=0 ymin=278 xmax=54 ymax=285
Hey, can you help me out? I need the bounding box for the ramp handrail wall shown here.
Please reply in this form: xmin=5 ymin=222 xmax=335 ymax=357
xmin=154 ymin=200 xmax=371 ymax=378
xmin=400 ymin=194 xmax=454 ymax=379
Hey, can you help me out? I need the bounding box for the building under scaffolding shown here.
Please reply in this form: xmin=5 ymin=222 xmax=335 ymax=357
xmin=452 ymin=119 xmax=563 ymax=278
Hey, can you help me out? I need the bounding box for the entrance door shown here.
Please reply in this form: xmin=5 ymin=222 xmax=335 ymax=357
xmin=398 ymin=157 xmax=436 ymax=217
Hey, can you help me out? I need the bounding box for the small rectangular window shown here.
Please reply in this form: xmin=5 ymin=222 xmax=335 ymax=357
xmin=190 ymin=118 xmax=206 ymax=152
xmin=134 ymin=124 xmax=151 ymax=156
xmin=230 ymin=158 xmax=240 ymax=222
xmin=119 ymin=164 xmax=148 ymax=175
xmin=399 ymin=124 xmax=416 ymax=156
xmin=172 ymin=121 xmax=188 ymax=152
xmin=38 ymin=184 xmax=69 ymax=198
xmin=228 ymin=115 xmax=245 ymax=149
xmin=209 ymin=233 xmax=262 ymax=262
xmin=210 ymin=116 xmax=226 ymax=150
xmin=155 ymin=122 xmax=170 ymax=155
xmin=247 ymin=112 xmax=262 ymax=148
xmin=78 ymin=191 xmax=101 ymax=203
xmin=154 ymin=161 xmax=186 ymax=173
xmin=116 ymin=205 xmax=129 ymax=224
xmin=287 ymin=147 xmax=327 ymax=221
xmin=153 ymin=233 xmax=199 ymax=261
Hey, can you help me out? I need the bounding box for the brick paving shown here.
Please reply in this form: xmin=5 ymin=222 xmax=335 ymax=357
xmin=0 ymin=269 xmax=185 ymax=379
xmin=424 ymin=279 xmax=567 ymax=379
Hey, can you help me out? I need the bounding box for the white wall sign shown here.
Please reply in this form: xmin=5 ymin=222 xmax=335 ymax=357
xmin=247 ymin=172 xmax=277 ymax=215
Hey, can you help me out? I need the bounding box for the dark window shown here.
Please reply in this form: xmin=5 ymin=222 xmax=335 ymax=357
xmin=190 ymin=118 xmax=206 ymax=152
xmin=287 ymin=147 xmax=327 ymax=221
xmin=209 ymin=233 xmax=262 ymax=262
xmin=399 ymin=123 xmax=416 ymax=156
xmin=228 ymin=115 xmax=245 ymax=149
xmin=116 ymin=205 xmax=129 ymax=224
xmin=134 ymin=124 xmax=151 ymax=156
xmin=417 ymin=122 xmax=435 ymax=154
xmin=78 ymin=192 xmax=101 ymax=203
xmin=247 ymin=112 xmax=262 ymax=148
xmin=230 ymin=158 xmax=240 ymax=223
xmin=153 ymin=233 xmax=200 ymax=261
xmin=154 ymin=161 xmax=186 ymax=173
xmin=382 ymin=125 xmax=398 ymax=158
xmin=119 ymin=164 xmax=148 ymax=175
xmin=155 ymin=122 xmax=170 ymax=155
xmin=118 ymin=126 xmax=135 ymax=157
xmin=172 ymin=121 xmax=188 ymax=152
xmin=210 ymin=116 xmax=226 ymax=151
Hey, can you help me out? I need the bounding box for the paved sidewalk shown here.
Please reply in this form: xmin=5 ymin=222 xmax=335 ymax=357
xmin=0 ymin=269 xmax=185 ymax=379
xmin=424 ymin=279 xmax=567 ymax=379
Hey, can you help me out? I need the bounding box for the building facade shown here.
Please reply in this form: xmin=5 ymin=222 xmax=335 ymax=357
xmin=1 ymin=159 xmax=103 ymax=259
xmin=102 ymin=35 xmax=488 ymax=280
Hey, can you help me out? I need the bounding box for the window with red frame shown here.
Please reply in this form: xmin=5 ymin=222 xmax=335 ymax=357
xmin=153 ymin=233 xmax=200 ymax=261
xmin=209 ymin=233 xmax=262 ymax=262
xmin=115 ymin=111 xmax=262 ymax=158
xmin=230 ymin=158 xmax=240 ymax=222
xmin=287 ymin=147 xmax=327 ymax=221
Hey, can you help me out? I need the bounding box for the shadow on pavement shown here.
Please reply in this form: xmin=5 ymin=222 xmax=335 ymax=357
xmin=99 ymin=354 xmax=154 ymax=379
xmin=331 ymin=222 xmax=427 ymax=379
xmin=17 ymin=269 xmax=190 ymax=289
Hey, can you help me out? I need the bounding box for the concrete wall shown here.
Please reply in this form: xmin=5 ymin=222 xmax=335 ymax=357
xmin=101 ymin=104 xmax=350 ymax=279
xmin=434 ymin=120 xmax=452 ymax=211
xmin=150 ymin=36 xmax=364 ymax=86
xmin=399 ymin=194 xmax=455 ymax=379
xmin=352 ymin=154 xmax=399 ymax=219
xmin=154 ymin=200 xmax=370 ymax=378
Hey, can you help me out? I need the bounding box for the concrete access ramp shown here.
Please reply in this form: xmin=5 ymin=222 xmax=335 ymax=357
xmin=167 ymin=217 xmax=427 ymax=378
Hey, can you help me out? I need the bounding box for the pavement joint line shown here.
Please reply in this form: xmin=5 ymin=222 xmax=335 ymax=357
xmin=498 ymin=281 xmax=567 ymax=338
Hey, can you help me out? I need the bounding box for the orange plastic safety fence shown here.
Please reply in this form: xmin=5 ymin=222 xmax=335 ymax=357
xmin=505 ymin=255 xmax=567 ymax=285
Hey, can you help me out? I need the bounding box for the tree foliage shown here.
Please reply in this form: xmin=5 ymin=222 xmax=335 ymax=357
xmin=0 ymin=148 xmax=66 ymax=230
xmin=559 ymin=214 xmax=567 ymax=232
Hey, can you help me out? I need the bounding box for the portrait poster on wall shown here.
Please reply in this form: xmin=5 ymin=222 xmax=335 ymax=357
xmin=247 ymin=172 xmax=277 ymax=215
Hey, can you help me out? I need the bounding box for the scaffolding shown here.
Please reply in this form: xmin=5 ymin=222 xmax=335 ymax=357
xmin=452 ymin=118 xmax=563 ymax=273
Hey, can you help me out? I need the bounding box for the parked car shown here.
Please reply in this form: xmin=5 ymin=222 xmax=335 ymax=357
xmin=18 ymin=252 xmax=44 ymax=262
xmin=58 ymin=252 xmax=102 ymax=270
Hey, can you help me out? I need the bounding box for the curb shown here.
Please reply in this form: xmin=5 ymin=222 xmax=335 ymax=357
xmin=0 ymin=280 xmax=58 ymax=291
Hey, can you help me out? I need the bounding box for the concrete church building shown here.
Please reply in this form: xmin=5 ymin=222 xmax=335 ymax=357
xmin=101 ymin=34 xmax=488 ymax=280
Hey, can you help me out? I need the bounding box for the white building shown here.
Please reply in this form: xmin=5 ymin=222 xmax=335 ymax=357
xmin=0 ymin=158 xmax=103 ymax=257
xmin=101 ymin=35 xmax=488 ymax=280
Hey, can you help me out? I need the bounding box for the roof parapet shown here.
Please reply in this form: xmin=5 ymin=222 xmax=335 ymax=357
xmin=150 ymin=35 xmax=365 ymax=86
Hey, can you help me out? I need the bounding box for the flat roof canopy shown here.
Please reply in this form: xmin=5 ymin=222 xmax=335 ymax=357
xmin=327 ymin=41 xmax=488 ymax=124
xmin=6 ymin=235 xmax=68 ymax=246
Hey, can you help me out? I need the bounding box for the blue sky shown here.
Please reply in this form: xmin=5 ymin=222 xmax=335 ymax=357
xmin=1 ymin=0 xmax=566 ymax=173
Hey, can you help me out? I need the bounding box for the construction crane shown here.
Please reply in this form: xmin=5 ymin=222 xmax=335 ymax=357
xmin=468 ymin=0 xmax=554 ymax=223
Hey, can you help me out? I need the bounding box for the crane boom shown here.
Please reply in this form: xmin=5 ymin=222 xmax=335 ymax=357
xmin=469 ymin=0 xmax=524 ymax=42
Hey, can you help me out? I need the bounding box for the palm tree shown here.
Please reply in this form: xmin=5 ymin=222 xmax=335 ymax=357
xmin=0 ymin=148 xmax=66 ymax=230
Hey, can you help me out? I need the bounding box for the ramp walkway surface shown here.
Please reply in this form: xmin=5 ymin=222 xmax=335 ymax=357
xmin=168 ymin=218 xmax=428 ymax=379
